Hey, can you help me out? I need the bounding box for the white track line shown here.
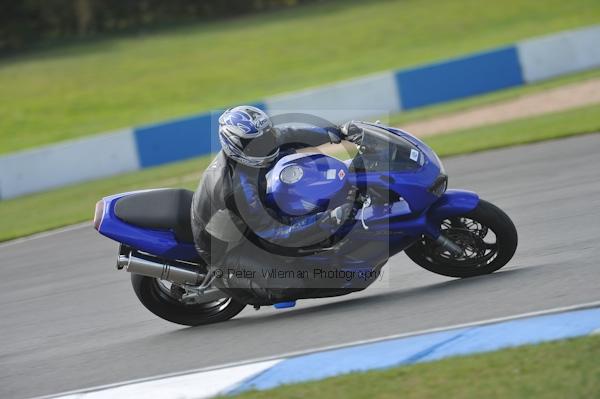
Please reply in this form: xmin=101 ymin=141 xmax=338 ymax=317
xmin=47 ymin=360 xmax=283 ymax=399
xmin=35 ymin=299 xmax=600 ymax=399
xmin=0 ymin=222 xmax=90 ymax=249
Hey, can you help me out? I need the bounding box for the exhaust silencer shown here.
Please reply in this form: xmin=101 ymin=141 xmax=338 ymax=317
xmin=117 ymin=252 xmax=204 ymax=286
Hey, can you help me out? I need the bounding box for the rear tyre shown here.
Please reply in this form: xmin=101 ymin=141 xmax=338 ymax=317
xmin=131 ymin=274 xmax=246 ymax=326
xmin=405 ymin=199 xmax=517 ymax=278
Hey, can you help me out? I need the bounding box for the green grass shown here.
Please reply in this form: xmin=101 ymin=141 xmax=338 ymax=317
xmin=226 ymin=334 xmax=600 ymax=399
xmin=1 ymin=0 xmax=599 ymax=154
xmin=425 ymin=103 xmax=600 ymax=156
xmin=0 ymin=103 xmax=598 ymax=242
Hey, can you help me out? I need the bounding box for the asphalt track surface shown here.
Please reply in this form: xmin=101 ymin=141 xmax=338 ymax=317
xmin=2 ymin=133 xmax=600 ymax=399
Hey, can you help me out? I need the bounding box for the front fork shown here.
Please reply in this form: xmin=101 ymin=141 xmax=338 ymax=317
xmin=424 ymin=189 xmax=480 ymax=255
xmin=434 ymin=234 xmax=464 ymax=256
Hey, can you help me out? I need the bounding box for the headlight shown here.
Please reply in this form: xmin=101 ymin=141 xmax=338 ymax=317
xmin=280 ymin=165 xmax=304 ymax=184
xmin=93 ymin=200 xmax=105 ymax=231
xmin=429 ymin=175 xmax=448 ymax=197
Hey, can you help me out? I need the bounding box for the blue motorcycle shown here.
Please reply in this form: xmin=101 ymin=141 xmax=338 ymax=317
xmin=94 ymin=121 xmax=517 ymax=325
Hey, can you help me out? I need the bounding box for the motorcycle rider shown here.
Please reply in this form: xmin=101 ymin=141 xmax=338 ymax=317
xmin=191 ymin=105 xmax=363 ymax=304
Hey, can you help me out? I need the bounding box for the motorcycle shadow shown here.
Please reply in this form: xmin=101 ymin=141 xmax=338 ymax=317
xmin=170 ymin=266 xmax=527 ymax=333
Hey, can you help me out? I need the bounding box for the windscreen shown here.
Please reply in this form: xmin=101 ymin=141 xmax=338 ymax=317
xmin=352 ymin=122 xmax=424 ymax=172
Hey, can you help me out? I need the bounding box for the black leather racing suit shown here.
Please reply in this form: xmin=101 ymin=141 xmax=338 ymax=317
xmin=191 ymin=126 xmax=349 ymax=304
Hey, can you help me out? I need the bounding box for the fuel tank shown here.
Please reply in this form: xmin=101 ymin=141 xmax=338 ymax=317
xmin=266 ymin=152 xmax=351 ymax=216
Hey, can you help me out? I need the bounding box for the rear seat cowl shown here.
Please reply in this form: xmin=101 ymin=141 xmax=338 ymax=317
xmin=114 ymin=189 xmax=195 ymax=243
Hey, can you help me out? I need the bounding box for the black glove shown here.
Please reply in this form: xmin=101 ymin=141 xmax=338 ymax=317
xmin=321 ymin=203 xmax=354 ymax=226
xmin=325 ymin=126 xmax=342 ymax=144
xmin=340 ymin=121 xmax=364 ymax=144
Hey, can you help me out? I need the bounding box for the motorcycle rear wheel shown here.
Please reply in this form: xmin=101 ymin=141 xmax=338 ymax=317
xmin=405 ymin=199 xmax=517 ymax=278
xmin=131 ymin=274 xmax=246 ymax=326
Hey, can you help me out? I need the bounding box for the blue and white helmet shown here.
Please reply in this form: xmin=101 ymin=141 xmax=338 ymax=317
xmin=218 ymin=105 xmax=279 ymax=168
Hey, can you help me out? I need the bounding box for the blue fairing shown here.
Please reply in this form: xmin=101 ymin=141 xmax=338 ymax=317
xmin=267 ymin=153 xmax=350 ymax=215
xmin=266 ymin=121 xmax=445 ymax=219
xmin=328 ymin=191 xmax=478 ymax=253
xmin=97 ymin=191 xmax=199 ymax=261
xmin=428 ymin=189 xmax=480 ymax=223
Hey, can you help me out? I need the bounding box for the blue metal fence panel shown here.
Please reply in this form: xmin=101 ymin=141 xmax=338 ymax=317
xmin=134 ymin=103 xmax=266 ymax=168
xmin=396 ymin=46 xmax=524 ymax=110
xmin=134 ymin=113 xmax=215 ymax=168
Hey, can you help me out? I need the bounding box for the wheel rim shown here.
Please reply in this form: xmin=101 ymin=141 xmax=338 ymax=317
xmin=426 ymin=216 xmax=499 ymax=268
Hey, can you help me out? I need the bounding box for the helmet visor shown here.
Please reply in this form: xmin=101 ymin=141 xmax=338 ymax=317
xmin=240 ymin=127 xmax=278 ymax=158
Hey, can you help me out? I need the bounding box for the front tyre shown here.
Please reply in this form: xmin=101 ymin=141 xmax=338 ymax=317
xmin=131 ymin=274 xmax=246 ymax=326
xmin=405 ymin=200 xmax=517 ymax=278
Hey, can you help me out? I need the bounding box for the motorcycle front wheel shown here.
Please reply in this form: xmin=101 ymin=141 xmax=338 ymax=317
xmin=405 ymin=199 xmax=518 ymax=278
xmin=131 ymin=274 xmax=246 ymax=326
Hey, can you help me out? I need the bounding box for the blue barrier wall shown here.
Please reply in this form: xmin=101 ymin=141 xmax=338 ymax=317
xmin=1 ymin=25 xmax=599 ymax=199
xmin=134 ymin=102 xmax=266 ymax=168
xmin=396 ymin=47 xmax=524 ymax=110
xmin=134 ymin=113 xmax=217 ymax=168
